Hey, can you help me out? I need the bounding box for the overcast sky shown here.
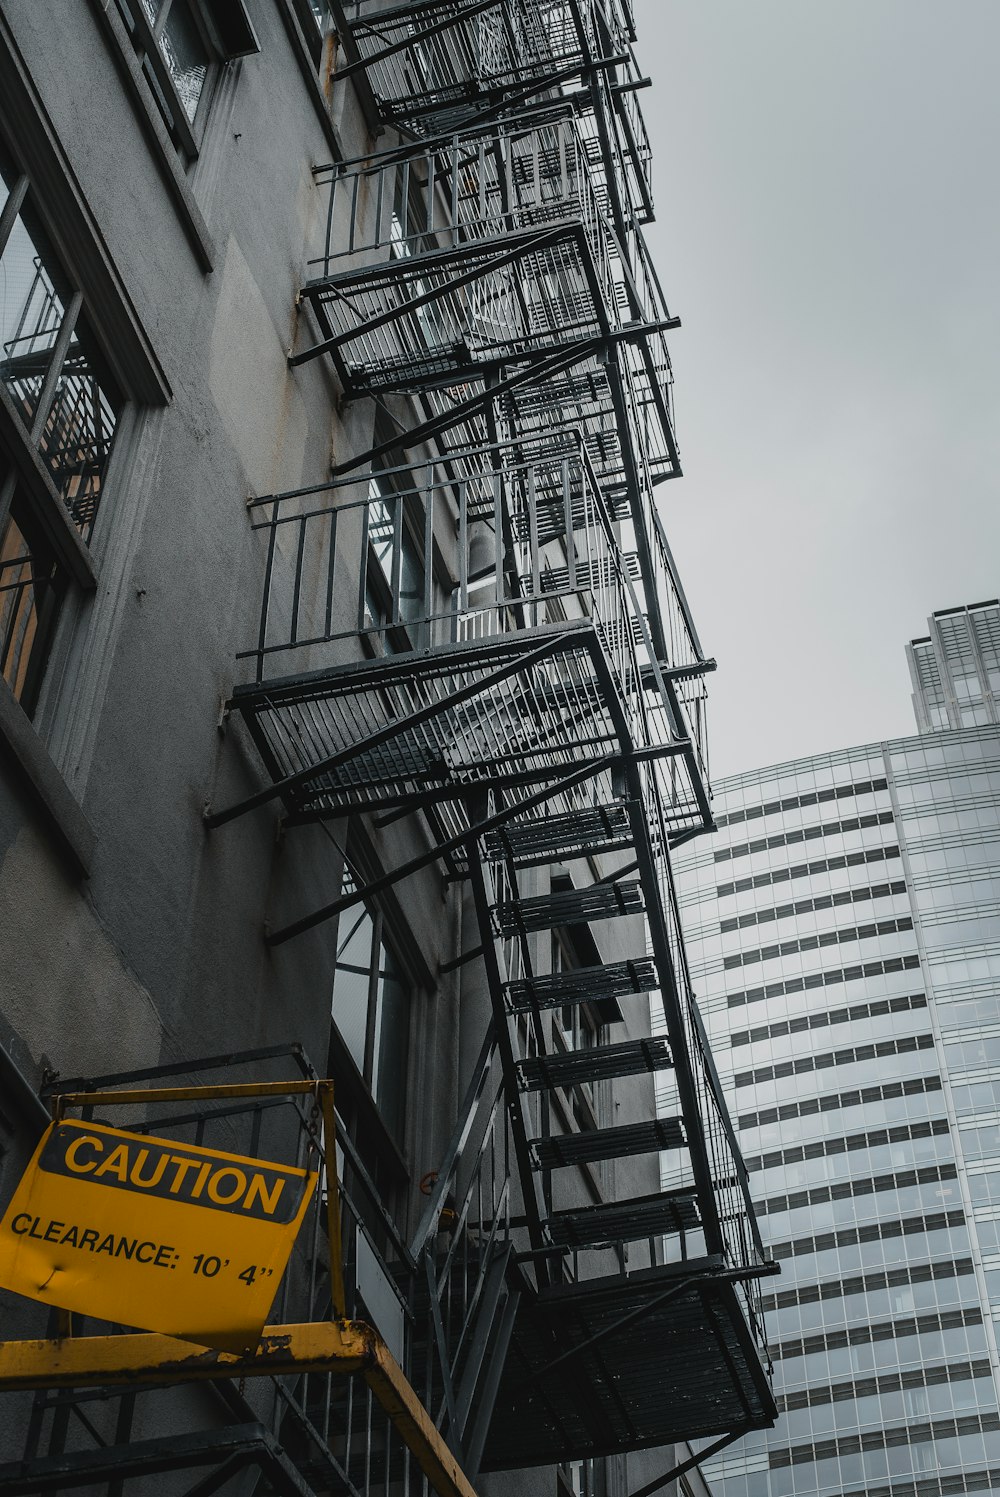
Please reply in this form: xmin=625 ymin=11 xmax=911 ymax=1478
xmin=635 ymin=0 xmax=1000 ymax=777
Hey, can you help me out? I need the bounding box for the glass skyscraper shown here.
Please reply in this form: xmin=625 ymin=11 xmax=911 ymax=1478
xmin=664 ymin=721 xmax=1000 ymax=1497
xmin=908 ymin=601 xmax=1000 ymax=732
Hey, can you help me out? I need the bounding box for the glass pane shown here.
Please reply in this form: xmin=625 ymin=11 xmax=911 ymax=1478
xmin=373 ymin=938 xmax=410 ymax=1139
xmin=367 ymin=485 xmax=395 ymax=587
xmin=367 ymin=478 xmax=424 ymax=631
xmin=0 ymin=209 xmax=67 ymax=431
xmin=333 ymin=903 xmax=375 ymax=1076
xmin=161 ymin=0 xmax=210 ymax=123
xmin=308 ymin=0 xmax=334 ymax=37
xmin=39 ymin=314 xmax=121 ymax=543
xmin=0 ymin=498 xmax=63 ymax=715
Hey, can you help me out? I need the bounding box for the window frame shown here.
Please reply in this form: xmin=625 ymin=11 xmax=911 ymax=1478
xmin=330 ymin=865 xmax=415 ymax=1149
xmin=111 ymin=0 xmax=259 ymax=166
xmin=0 ymin=29 xmax=168 ymax=861
xmin=114 ymin=0 xmax=220 ymax=163
xmin=0 ymin=156 xmax=125 ymax=712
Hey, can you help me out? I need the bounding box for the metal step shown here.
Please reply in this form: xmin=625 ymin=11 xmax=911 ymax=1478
xmin=516 ymin=1037 xmax=673 ymax=1093
xmin=546 ymin=1190 xmax=701 ymax=1249
xmin=505 ymin=958 xmax=657 ymax=1014
xmin=540 ymin=553 xmax=642 ymax=594
xmin=495 ymin=881 xmax=645 ymax=937
xmin=484 ymin=804 xmax=634 ymax=867
xmin=530 ymin=1117 xmax=685 ymax=1170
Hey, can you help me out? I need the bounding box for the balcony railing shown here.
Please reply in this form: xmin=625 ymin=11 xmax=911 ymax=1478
xmin=313 ymin=109 xmax=606 ymax=276
xmin=336 ymin=0 xmax=634 ymax=121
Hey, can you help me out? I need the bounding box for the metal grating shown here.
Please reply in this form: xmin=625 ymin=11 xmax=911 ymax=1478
xmin=505 ymin=958 xmax=658 ymax=1014
xmin=494 ymin=880 xmax=645 ymax=936
xmin=546 ymin=1189 xmax=701 ymax=1249
xmin=516 ymin=1037 xmax=673 ymax=1092
xmin=530 ymin=1117 xmax=685 ymax=1170
xmin=484 ymin=804 xmax=635 ymax=865
xmin=480 ymin=1275 xmax=776 ymax=1467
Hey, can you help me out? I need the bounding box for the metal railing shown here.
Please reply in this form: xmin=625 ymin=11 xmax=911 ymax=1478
xmin=640 ymin=770 xmax=774 ymax=1361
xmin=312 ymin=109 xmax=607 ymax=277
xmin=337 ymin=0 xmax=630 ymax=122
xmin=409 ymin=1033 xmax=514 ymax=1464
xmin=244 ymin=438 xmax=643 ymax=695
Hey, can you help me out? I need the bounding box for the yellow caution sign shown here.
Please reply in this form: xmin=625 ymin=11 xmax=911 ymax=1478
xmin=0 ymin=1120 xmax=317 ymax=1353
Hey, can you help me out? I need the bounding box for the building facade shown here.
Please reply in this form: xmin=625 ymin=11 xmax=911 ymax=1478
xmin=671 ymin=724 xmax=1000 ymax=1497
xmin=0 ymin=4 xmax=771 ymax=1497
xmin=908 ymin=601 xmax=1000 ymax=733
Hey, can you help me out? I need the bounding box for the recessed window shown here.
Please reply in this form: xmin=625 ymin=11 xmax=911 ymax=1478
xmin=0 ymin=151 xmax=126 ymax=716
xmin=112 ymin=0 xmax=258 ymax=161
xmin=1 ymin=172 xmax=123 ymax=542
xmin=331 ymin=870 xmax=412 ymax=1141
xmin=551 ymin=927 xmax=607 ymax=1129
xmin=0 ymin=493 xmax=66 ymax=714
xmin=362 ymin=468 xmax=427 ymax=651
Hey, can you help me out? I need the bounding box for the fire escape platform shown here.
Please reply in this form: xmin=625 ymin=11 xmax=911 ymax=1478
xmin=480 ymin=1267 xmax=777 ymax=1469
xmin=230 ymin=624 xmax=664 ymax=827
xmin=298 ymin=224 xmax=611 ymax=399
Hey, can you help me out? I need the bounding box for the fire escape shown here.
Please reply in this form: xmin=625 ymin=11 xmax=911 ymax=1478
xmin=0 ymin=4 xmax=776 ymax=1495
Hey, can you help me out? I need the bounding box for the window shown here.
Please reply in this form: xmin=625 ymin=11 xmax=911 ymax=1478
xmin=0 ymin=497 xmax=67 ymax=714
xmin=331 ymin=869 xmax=412 ymax=1142
xmin=0 ymin=153 xmax=123 ymax=714
xmin=551 ymin=925 xmax=608 ymax=1130
xmin=558 ymin=1458 xmax=602 ymax=1497
xmin=288 ymin=0 xmax=335 ymax=64
xmin=112 ymin=0 xmax=258 ymax=163
xmin=361 ymin=464 xmax=429 ymax=652
xmin=364 ymin=476 xmax=424 ymax=635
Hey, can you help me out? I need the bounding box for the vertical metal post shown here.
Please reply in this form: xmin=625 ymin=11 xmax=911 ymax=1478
xmin=318 ymin=1081 xmax=347 ymax=1320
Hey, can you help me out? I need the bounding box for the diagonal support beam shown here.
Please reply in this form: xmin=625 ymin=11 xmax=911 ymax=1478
xmin=328 ymin=0 xmax=501 ymax=84
xmin=325 ymin=319 xmax=677 ymax=481
xmin=265 ymin=753 xmax=620 ymax=946
xmin=205 ymin=634 xmax=568 ymax=829
xmin=523 ymin=1279 xmax=695 ymax=1387
xmin=628 ymin=1428 xmax=749 ymax=1497
xmin=0 ymin=1425 xmax=311 ymax=1497
xmin=291 ymin=225 xmax=574 ymax=369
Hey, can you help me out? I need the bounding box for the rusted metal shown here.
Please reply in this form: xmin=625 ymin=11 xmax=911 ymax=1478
xmin=0 ymin=1320 xmax=481 ymax=1497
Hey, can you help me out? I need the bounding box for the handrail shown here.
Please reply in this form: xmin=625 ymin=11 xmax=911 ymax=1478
xmin=410 ymin=1027 xmax=501 ymax=1258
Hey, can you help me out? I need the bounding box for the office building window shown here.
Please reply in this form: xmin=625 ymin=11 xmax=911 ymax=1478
xmin=331 ymin=870 xmax=411 ymax=1142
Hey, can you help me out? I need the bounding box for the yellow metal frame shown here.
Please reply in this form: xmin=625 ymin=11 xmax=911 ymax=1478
xmin=0 ymin=1081 xmax=479 ymax=1497
xmin=0 ymin=1321 xmax=478 ymax=1497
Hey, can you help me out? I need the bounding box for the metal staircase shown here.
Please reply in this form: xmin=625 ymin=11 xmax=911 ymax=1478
xmin=0 ymin=5 xmax=775 ymax=1495
xmin=192 ymin=2 xmax=779 ymax=1464
xmin=201 ymin=428 xmax=777 ymax=1471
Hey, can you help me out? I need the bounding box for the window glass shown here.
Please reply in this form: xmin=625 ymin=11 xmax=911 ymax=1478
xmin=0 ymin=495 xmax=66 ymax=714
xmin=0 ymin=209 xmax=67 ymax=430
xmin=160 ymin=0 xmax=211 ymax=121
xmin=366 ymin=477 xmax=423 ymax=630
xmin=331 ymin=870 xmax=412 ymax=1141
xmin=39 ymin=314 xmax=122 ymax=542
xmin=118 ymin=0 xmax=216 ymax=154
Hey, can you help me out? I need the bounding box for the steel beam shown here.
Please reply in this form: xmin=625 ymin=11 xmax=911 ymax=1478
xmin=627 ymin=1429 xmax=748 ymax=1497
